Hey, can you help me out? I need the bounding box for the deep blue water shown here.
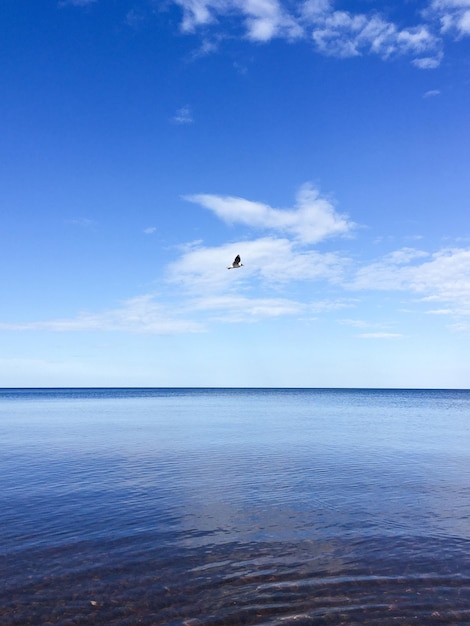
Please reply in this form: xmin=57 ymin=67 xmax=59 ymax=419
xmin=1 ymin=388 xmax=470 ymax=625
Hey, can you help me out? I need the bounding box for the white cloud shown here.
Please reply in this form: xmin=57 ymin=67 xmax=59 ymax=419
xmin=174 ymin=0 xmax=303 ymax=40
xmin=341 ymin=318 xmax=401 ymax=336
xmin=308 ymin=299 xmax=356 ymax=313
xmin=58 ymin=0 xmax=96 ymax=6
xmin=423 ymin=89 xmax=441 ymax=97
xmin=191 ymin=37 xmax=222 ymax=58
xmin=426 ymin=308 xmax=454 ymax=314
xmin=340 ymin=318 xmax=370 ymax=328
xmin=194 ymin=292 xmax=356 ymax=327
xmin=0 ymin=272 xmax=352 ymax=336
xmin=385 ymin=247 xmax=429 ymax=264
xmin=192 ymin=293 xmax=305 ymax=321
xmin=312 ymin=12 xmax=391 ymax=58
xmin=413 ymin=54 xmax=443 ymax=69
xmin=351 ymin=247 xmax=429 ymax=291
xmin=461 ymin=9 xmax=470 ymax=32
xmin=172 ymin=105 xmax=194 ymax=124
xmin=173 ymin=0 xmax=219 ymax=32
xmin=0 ymin=296 xmax=203 ymax=335
xmin=66 ymin=218 xmax=95 ymax=227
xmin=310 ymin=11 xmax=440 ymax=63
xmin=126 ymin=9 xmax=146 ymax=30
xmin=301 ymin=0 xmax=332 ymax=20
xmin=449 ymin=321 xmax=470 ymax=333
xmin=358 ymin=332 xmax=403 ymax=339
xmin=188 ymin=293 xmax=351 ymax=322
xmin=168 ymin=236 xmax=349 ymax=291
xmin=185 ymin=183 xmax=355 ymax=244
xmin=351 ymin=247 xmax=470 ymax=313
xmin=168 ymin=185 xmax=355 ymax=318
xmin=241 ymin=0 xmax=304 ymax=41
xmin=144 ymin=226 xmax=157 ymax=235
xmin=410 ymin=248 xmax=470 ymax=304
xmin=427 ymin=0 xmax=470 ymax=36
xmin=171 ymin=0 xmax=445 ymax=67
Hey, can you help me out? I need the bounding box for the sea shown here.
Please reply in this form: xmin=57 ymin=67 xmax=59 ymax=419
xmin=1 ymin=388 xmax=470 ymax=625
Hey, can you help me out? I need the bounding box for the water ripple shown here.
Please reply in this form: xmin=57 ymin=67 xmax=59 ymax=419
xmin=2 ymin=388 xmax=470 ymax=624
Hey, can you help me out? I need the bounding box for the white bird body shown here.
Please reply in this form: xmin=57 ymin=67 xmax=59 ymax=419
xmin=227 ymin=254 xmax=243 ymax=269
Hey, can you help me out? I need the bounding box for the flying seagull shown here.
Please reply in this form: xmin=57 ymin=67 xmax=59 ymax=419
xmin=227 ymin=254 xmax=243 ymax=270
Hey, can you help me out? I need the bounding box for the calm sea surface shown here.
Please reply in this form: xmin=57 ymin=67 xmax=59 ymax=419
xmin=1 ymin=388 xmax=470 ymax=625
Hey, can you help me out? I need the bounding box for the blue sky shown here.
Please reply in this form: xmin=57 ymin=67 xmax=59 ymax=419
xmin=1 ymin=0 xmax=470 ymax=387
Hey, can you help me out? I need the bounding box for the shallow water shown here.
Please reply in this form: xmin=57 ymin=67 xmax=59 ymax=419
xmin=1 ymin=388 xmax=470 ymax=624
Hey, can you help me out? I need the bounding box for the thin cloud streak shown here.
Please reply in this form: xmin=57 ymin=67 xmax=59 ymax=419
xmin=0 ymin=296 xmax=204 ymax=335
xmin=423 ymin=89 xmax=441 ymax=97
xmin=358 ymin=332 xmax=403 ymax=339
xmin=192 ymin=294 xmax=305 ymax=322
xmin=58 ymin=0 xmax=96 ymax=6
xmin=189 ymin=294 xmax=352 ymax=322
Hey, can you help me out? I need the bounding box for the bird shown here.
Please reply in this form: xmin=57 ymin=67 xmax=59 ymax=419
xmin=227 ymin=254 xmax=243 ymax=269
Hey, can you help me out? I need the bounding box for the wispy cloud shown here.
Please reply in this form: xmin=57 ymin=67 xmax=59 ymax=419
xmin=174 ymin=0 xmax=303 ymax=41
xmin=350 ymin=247 xmax=429 ymax=291
xmin=144 ymin=226 xmax=157 ymax=235
xmin=413 ymin=55 xmax=442 ymax=69
xmin=5 ymin=219 xmax=470 ymax=337
xmin=185 ymin=184 xmax=355 ymax=244
xmin=358 ymin=332 xmax=403 ymax=339
xmin=172 ymin=105 xmax=194 ymax=124
xmin=192 ymin=294 xmax=351 ymax=323
xmin=310 ymin=11 xmax=440 ymax=65
xmin=191 ymin=37 xmax=222 ymax=58
xmin=242 ymin=0 xmax=304 ymax=42
xmin=192 ymin=294 xmax=305 ymax=322
xmin=168 ymin=236 xmax=349 ymax=292
xmin=59 ymin=0 xmax=470 ymax=67
xmin=423 ymin=89 xmax=441 ymax=97
xmin=66 ymin=218 xmax=95 ymax=227
xmin=341 ymin=318 xmax=401 ymax=337
xmin=350 ymin=247 xmax=470 ymax=313
xmin=171 ymin=0 xmax=449 ymax=67
xmin=125 ymin=9 xmax=145 ymax=30
xmin=58 ymin=0 xmax=96 ymax=7
xmin=426 ymin=0 xmax=470 ymax=37
xmin=0 ymin=296 xmax=203 ymax=335
xmin=426 ymin=308 xmax=454 ymax=315
xmin=340 ymin=318 xmax=378 ymax=329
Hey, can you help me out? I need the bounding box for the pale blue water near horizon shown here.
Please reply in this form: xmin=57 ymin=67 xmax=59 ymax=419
xmin=1 ymin=388 xmax=470 ymax=625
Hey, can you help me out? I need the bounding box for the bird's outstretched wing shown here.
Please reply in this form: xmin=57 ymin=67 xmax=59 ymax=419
xmin=227 ymin=254 xmax=242 ymax=269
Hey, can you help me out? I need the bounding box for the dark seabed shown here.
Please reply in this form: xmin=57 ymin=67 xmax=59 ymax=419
xmin=1 ymin=388 xmax=470 ymax=625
